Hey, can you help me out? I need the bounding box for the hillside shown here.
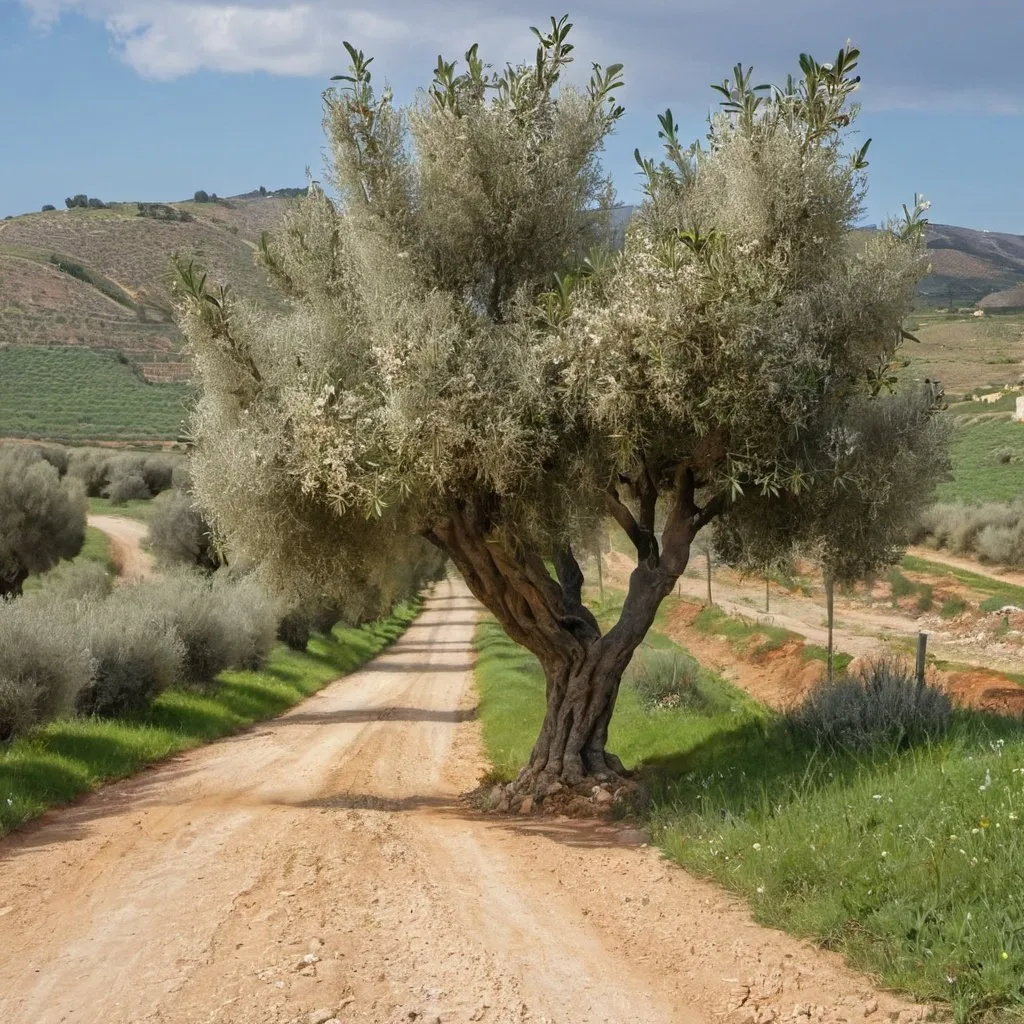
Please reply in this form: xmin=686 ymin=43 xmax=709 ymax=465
xmin=0 ymin=192 xmax=296 ymax=382
xmin=917 ymin=223 xmax=1024 ymax=308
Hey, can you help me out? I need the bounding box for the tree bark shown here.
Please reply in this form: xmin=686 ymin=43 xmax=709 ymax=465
xmin=427 ymin=466 xmax=720 ymax=797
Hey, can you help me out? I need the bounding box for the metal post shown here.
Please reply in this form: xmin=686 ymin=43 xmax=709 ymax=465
xmin=915 ymin=632 xmax=928 ymax=687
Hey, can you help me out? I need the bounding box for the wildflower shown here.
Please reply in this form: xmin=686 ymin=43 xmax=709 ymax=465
xmin=979 ymin=817 xmax=990 ymax=829
xmin=1002 ymin=952 xmax=1009 ymax=960
xmin=1010 ymin=813 xmax=1018 ymax=822
xmin=872 ymin=794 xmax=883 ymax=801
xmin=752 ymin=843 xmax=762 ymax=851
xmin=881 ymin=851 xmax=889 ymax=858
xmin=756 ymin=886 xmax=765 ymax=895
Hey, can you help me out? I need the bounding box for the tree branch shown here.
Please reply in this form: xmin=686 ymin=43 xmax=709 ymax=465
xmin=554 ymin=545 xmax=601 ymax=640
xmin=605 ymin=486 xmax=656 ymax=565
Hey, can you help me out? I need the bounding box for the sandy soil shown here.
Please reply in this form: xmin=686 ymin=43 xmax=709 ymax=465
xmin=88 ymin=513 xmax=155 ymax=581
xmin=0 ymin=578 xmax=925 ymax=1024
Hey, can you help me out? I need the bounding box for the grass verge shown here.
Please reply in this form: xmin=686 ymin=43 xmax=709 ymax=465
xmin=0 ymin=597 xmax=421 ymax=836
xmin=473 ymin=618 xmax=1024 ymax=1022
xmin=903 ymin=554 xmax=1024 ymax=612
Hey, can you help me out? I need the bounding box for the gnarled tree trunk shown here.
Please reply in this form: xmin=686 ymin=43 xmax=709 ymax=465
xmin=428 ymin=465 xmax=721 ymax=800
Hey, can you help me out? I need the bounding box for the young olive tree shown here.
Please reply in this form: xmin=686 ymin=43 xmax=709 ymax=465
xmin=0 ymin=447 xmax=87 ymax=598
xmin=178 ymin=22 xmax=939 ymax=794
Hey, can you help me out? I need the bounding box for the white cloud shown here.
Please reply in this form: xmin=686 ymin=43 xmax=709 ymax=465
xmin=16 ymin=0 xmax=1024 ymax=114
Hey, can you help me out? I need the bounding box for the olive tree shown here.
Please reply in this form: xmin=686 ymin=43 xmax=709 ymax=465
xmin=0 ymin=447 xmax=87 ymax=598
xmin=178 ymin=22 xmax=941 ymax=795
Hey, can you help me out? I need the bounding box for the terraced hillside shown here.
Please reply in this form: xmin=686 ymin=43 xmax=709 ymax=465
xmin=0 ymin=193 xmax=294 ymax=381
xmin=0 ymin=345 xmax=190 ymax=443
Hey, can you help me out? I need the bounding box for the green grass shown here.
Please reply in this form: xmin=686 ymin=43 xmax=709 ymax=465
xmin=801 ymin=643 xmax=854 ymax=675
xmin=903 ymin=554 xmax=1024 ymax=611
xmin=0 ymin=346 xmax=191 ymax=442
xmin=941 ymin=597 xmax=969 ymax=619
xmin=87 ymin=495 xmax=159 ymax=522
xmin=936 ymin=417 xmax=1024 ymax=504
xmin=474 ymin=621 xmax=1024 ymax=1021
xmin=691 ymin=603 xmax=800 ymax=655
xmin=473 ymin=617 xmax=759 ymax=784
xmin=0 ymin=598 xmax=421 ymax=836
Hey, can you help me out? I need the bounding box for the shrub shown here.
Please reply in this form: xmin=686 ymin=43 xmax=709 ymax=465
xmin=0 ymin=446 xmax=86 ymax=598
xmin=277 ymin=608 xmax=311 ymax=651
xmin=626 ymin=648 xmax=703 ymax=711
xmin=104 ymin=469 xmax=151 ymax=504
xmin=213 ymin=574 xmax=279 ymax=670
xmin=917 ymin=500 xmax=1024 ymax=567
xmin=76 ymin=595 xmax=184 ymax=717
xmin=35 ymin=561 xmax=112 ymax=600
xmin=67 ymin=449 xmax=111 ymax=496
xmin=41 ymin=204 xmax=56 ymax=212
xmin=0 ymin=597 xmax=92 ymax=740
xmin=788 ymin=657 xmax=952 ymax=752
xmin=940 ymin=596 xmax=968 ymax=619
xmin=914 ymin=583 xmax=934 ymax=613
xmin=128 ymin=572 xmax=278 ymax=684
xmin=140 ymin=456 xmax=177 ymax=495
xmin=975 ymin=522 xmax=1024 ymax=566
xmin=149 ymin=489 xmax=220 ymax=570
xmin=134 ymin=573 xmax=236 ymax=684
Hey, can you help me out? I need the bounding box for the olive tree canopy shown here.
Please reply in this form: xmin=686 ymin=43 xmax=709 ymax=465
xmin=178 ymin=21 xmax=946 ymax=794
xmin=0 ymin=447 xmax=87 ymax=598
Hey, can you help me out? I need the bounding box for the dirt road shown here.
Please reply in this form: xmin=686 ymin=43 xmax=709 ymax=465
xmin=0 ymin=578 xmax=918 ymax=1024
xmin=88 ymin=514 xmax=155 ymax=581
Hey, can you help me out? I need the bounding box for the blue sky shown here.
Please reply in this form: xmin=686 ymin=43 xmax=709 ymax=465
xmin=2 ymin=0 xmax=1023 ymax=232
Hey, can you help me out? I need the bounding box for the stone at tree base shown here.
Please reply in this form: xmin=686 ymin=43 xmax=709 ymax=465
xmin=594 ymin=788 xmax=613 ymax=806
xmin=308 ymin=1011 xmax=334 ymax=1024
xmin=518 ymin=795 xmax=534 ymax=815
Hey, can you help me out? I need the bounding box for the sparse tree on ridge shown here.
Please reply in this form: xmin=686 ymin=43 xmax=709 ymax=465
xmin=177 ymin=21 xmax=946 ymax=795
xmin=0 ymin=448 xmax=87 ymax=599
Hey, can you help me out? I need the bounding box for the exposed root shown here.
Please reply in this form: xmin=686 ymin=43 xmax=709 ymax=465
xmin=471 ymin=764 xmax=646 ymax=820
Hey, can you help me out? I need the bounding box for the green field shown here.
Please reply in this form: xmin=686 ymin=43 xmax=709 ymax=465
xmin=0 ymin=345 xmax=191 ymax=442
xmin=475 ymin=618 xmax=1024 ymax=1021
xmin=936 ymin=414 xmax=1024 ymax=503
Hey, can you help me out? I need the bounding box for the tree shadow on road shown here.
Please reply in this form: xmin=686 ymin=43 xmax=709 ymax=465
xmin=278 ymin=705 xmax=478 ymax=725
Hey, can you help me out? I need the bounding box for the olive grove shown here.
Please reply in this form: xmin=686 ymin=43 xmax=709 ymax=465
xmin=177 ymin=19 xmax=948 ymax=795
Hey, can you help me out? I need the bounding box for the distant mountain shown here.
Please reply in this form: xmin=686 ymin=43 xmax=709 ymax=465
xmin=920 ymin=223 xmax=1024 ymax=309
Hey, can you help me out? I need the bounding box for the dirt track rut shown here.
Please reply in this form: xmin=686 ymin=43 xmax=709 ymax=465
xmin=0 ymin=578 xmax=919 ymax=1024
